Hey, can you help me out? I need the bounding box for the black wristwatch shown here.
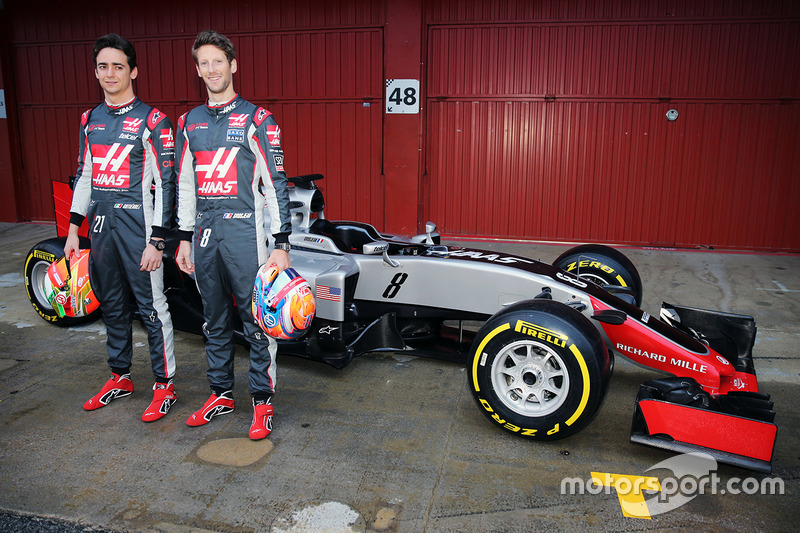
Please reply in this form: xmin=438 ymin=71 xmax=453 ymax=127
xmin=274 ymin=242 xmax=291 ymax=252
xmin=149 ymin=238 xmax=166 ymax=251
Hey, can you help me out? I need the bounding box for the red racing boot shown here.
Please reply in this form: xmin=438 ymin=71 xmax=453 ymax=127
xmin=186 ymin=391 xmax=235 ymax=426
xmin=83 ymin=373 xmax=134 ymax=411
xmin=142 ymin=380 xmax=177 ymax=422
xmin=249 ymin=398 xmax=274 ymax=440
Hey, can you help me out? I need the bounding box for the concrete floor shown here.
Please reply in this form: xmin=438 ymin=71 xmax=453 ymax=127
xmin=1 ymin=221 xmax=798 ymax=532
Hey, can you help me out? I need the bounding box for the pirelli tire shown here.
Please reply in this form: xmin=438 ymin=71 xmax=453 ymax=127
xmin=553 ymin=244 xmax=643 ymax=307
xmin=469 ymin=299 xmax=612 ymax=441
xmin=24 ymin=237 xmax=97 ymax=326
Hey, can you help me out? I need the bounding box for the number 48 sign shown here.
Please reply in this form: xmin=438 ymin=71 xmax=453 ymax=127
xmin=385 ymin=79 xmax=419 ymax=114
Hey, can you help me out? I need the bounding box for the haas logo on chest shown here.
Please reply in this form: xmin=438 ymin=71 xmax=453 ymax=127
xmin=123 ymin=117 xmax=143 ymax=133
xmin=92 ymin=143 xmax=133 ymax=188
xmin=229 ymin=114 xmax=248 ymax=128
xmin=196 ymin=147 xmax=240 ymax=196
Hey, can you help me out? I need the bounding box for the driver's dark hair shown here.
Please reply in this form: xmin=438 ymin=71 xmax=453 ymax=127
xmin=192 ymin=30 xmax=237 ymax=64
xmin=93 ymin=33 xmax=137 ymax=70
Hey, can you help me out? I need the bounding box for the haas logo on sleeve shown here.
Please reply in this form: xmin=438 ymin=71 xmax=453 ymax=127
xmin=160 ymin=129 xmax=175 ymax=149
xmin=266 ymin=125 xmax=281 ymax=146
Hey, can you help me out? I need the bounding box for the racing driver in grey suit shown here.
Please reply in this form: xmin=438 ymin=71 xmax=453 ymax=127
xmin=65 ymin=34 xmax=177 ymax=422
xmin=175 ymin=30 xmax=292 ymax=440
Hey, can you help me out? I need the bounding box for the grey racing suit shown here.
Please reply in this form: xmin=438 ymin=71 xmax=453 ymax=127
xmin=70 ymin=98 xmax=176 ymax=381
xmin=175 ymin=95 xmax=292 ymax=397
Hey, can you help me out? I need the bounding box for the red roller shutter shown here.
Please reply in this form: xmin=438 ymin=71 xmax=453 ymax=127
xmin=424 ymin=2 xmax=800 ymax=251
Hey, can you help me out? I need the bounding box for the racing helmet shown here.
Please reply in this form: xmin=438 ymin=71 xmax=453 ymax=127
xmin=252 ymin=265 xmax=316 ymax=339
xmin=44 ymin=250 xmax=100 ymax=318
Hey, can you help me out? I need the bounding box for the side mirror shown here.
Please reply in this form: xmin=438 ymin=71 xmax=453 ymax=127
xmin=411 ymin=221 xmax=440 ymax=245
xmin=362 ymin=241 xmax=389 ymax=255
xmin=363 ymin=240 xmax=400 ymax=267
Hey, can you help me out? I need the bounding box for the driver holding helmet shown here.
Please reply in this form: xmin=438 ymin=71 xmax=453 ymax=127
xmin=175 ymin=30 xmax=292 ymax=440
xmin=65 ymin=34 xmax=177 ymax=422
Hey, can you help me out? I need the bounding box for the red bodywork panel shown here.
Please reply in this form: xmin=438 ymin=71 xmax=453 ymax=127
xmin=637 ymin=399 xmax=776 ymax=463
xmin=52 ymin=181 xmax=87 ymax=238
xmin=589 ymin=297 xmax=758 ymax=395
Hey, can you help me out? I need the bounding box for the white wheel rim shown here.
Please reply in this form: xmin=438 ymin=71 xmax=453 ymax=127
xmin=30 ymin=260 xmax=55 ymax=311
xmin=490 ymin=339 xmax=570 ymax=417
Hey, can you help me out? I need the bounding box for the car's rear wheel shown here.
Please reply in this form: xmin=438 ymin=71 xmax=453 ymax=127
xmin=24 ymin=237 xmax=97 ymax=326
xmin=468 ymin=299 xmax=611 ymax=440
xmin=553 ymin=244 xmax=643 ymax=307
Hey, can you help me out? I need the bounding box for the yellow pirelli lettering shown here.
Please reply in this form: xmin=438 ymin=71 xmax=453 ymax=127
xmin=565 ymin=343 xmax=591 ymax=426
xmin=471 ymin=323 xmax=511 ymax=392
xmin=514 ymin=320 xmax=568 ymax=347
xmin=33 ymin=250 xmax=56 ymax=262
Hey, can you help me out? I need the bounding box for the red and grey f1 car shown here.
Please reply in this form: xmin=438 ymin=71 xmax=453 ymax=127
xmin=24 ymin=174 xmax=777 ymax=473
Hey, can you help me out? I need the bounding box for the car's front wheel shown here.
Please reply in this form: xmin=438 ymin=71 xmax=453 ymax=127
xmin=553 ymin=244 xmax=643 ymax=307
xmin=24 ymin=237 xmax=97 ymax=326
xmin=468 ymin=299 xmax=612 ymax=440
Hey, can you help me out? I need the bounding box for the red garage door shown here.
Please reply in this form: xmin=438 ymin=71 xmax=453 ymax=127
xmin=424 ymin=2 xmax=800 ymax=251
xmin=6 ymin=1 xmax=385 ymax=228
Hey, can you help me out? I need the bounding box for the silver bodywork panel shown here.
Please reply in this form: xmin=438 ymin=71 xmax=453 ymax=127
xmin=288 ymin=237 xmax=591 ymax=322
xmin=274 ymin=185 xmax=594 ymax=323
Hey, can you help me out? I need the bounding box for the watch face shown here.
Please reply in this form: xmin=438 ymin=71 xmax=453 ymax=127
xmin=151 ymin=239 xmax=165 ymax=251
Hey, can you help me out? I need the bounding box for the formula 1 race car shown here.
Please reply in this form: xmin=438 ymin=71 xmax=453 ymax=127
xmin=24 ymin=175 xmax=777 ymax=473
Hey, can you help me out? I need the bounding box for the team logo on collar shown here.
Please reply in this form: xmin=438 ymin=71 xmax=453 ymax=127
xmin=123 ymin=117 xmax=143 ymax=133
xmin=113 ymin=104 xmax=135 ymax=115
xmin=221 ymin=101 xmax=238 ymax=114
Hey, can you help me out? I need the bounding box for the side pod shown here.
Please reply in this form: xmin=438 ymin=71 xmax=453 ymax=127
xmin=630 ymin=377 xmax=777 ymax=473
